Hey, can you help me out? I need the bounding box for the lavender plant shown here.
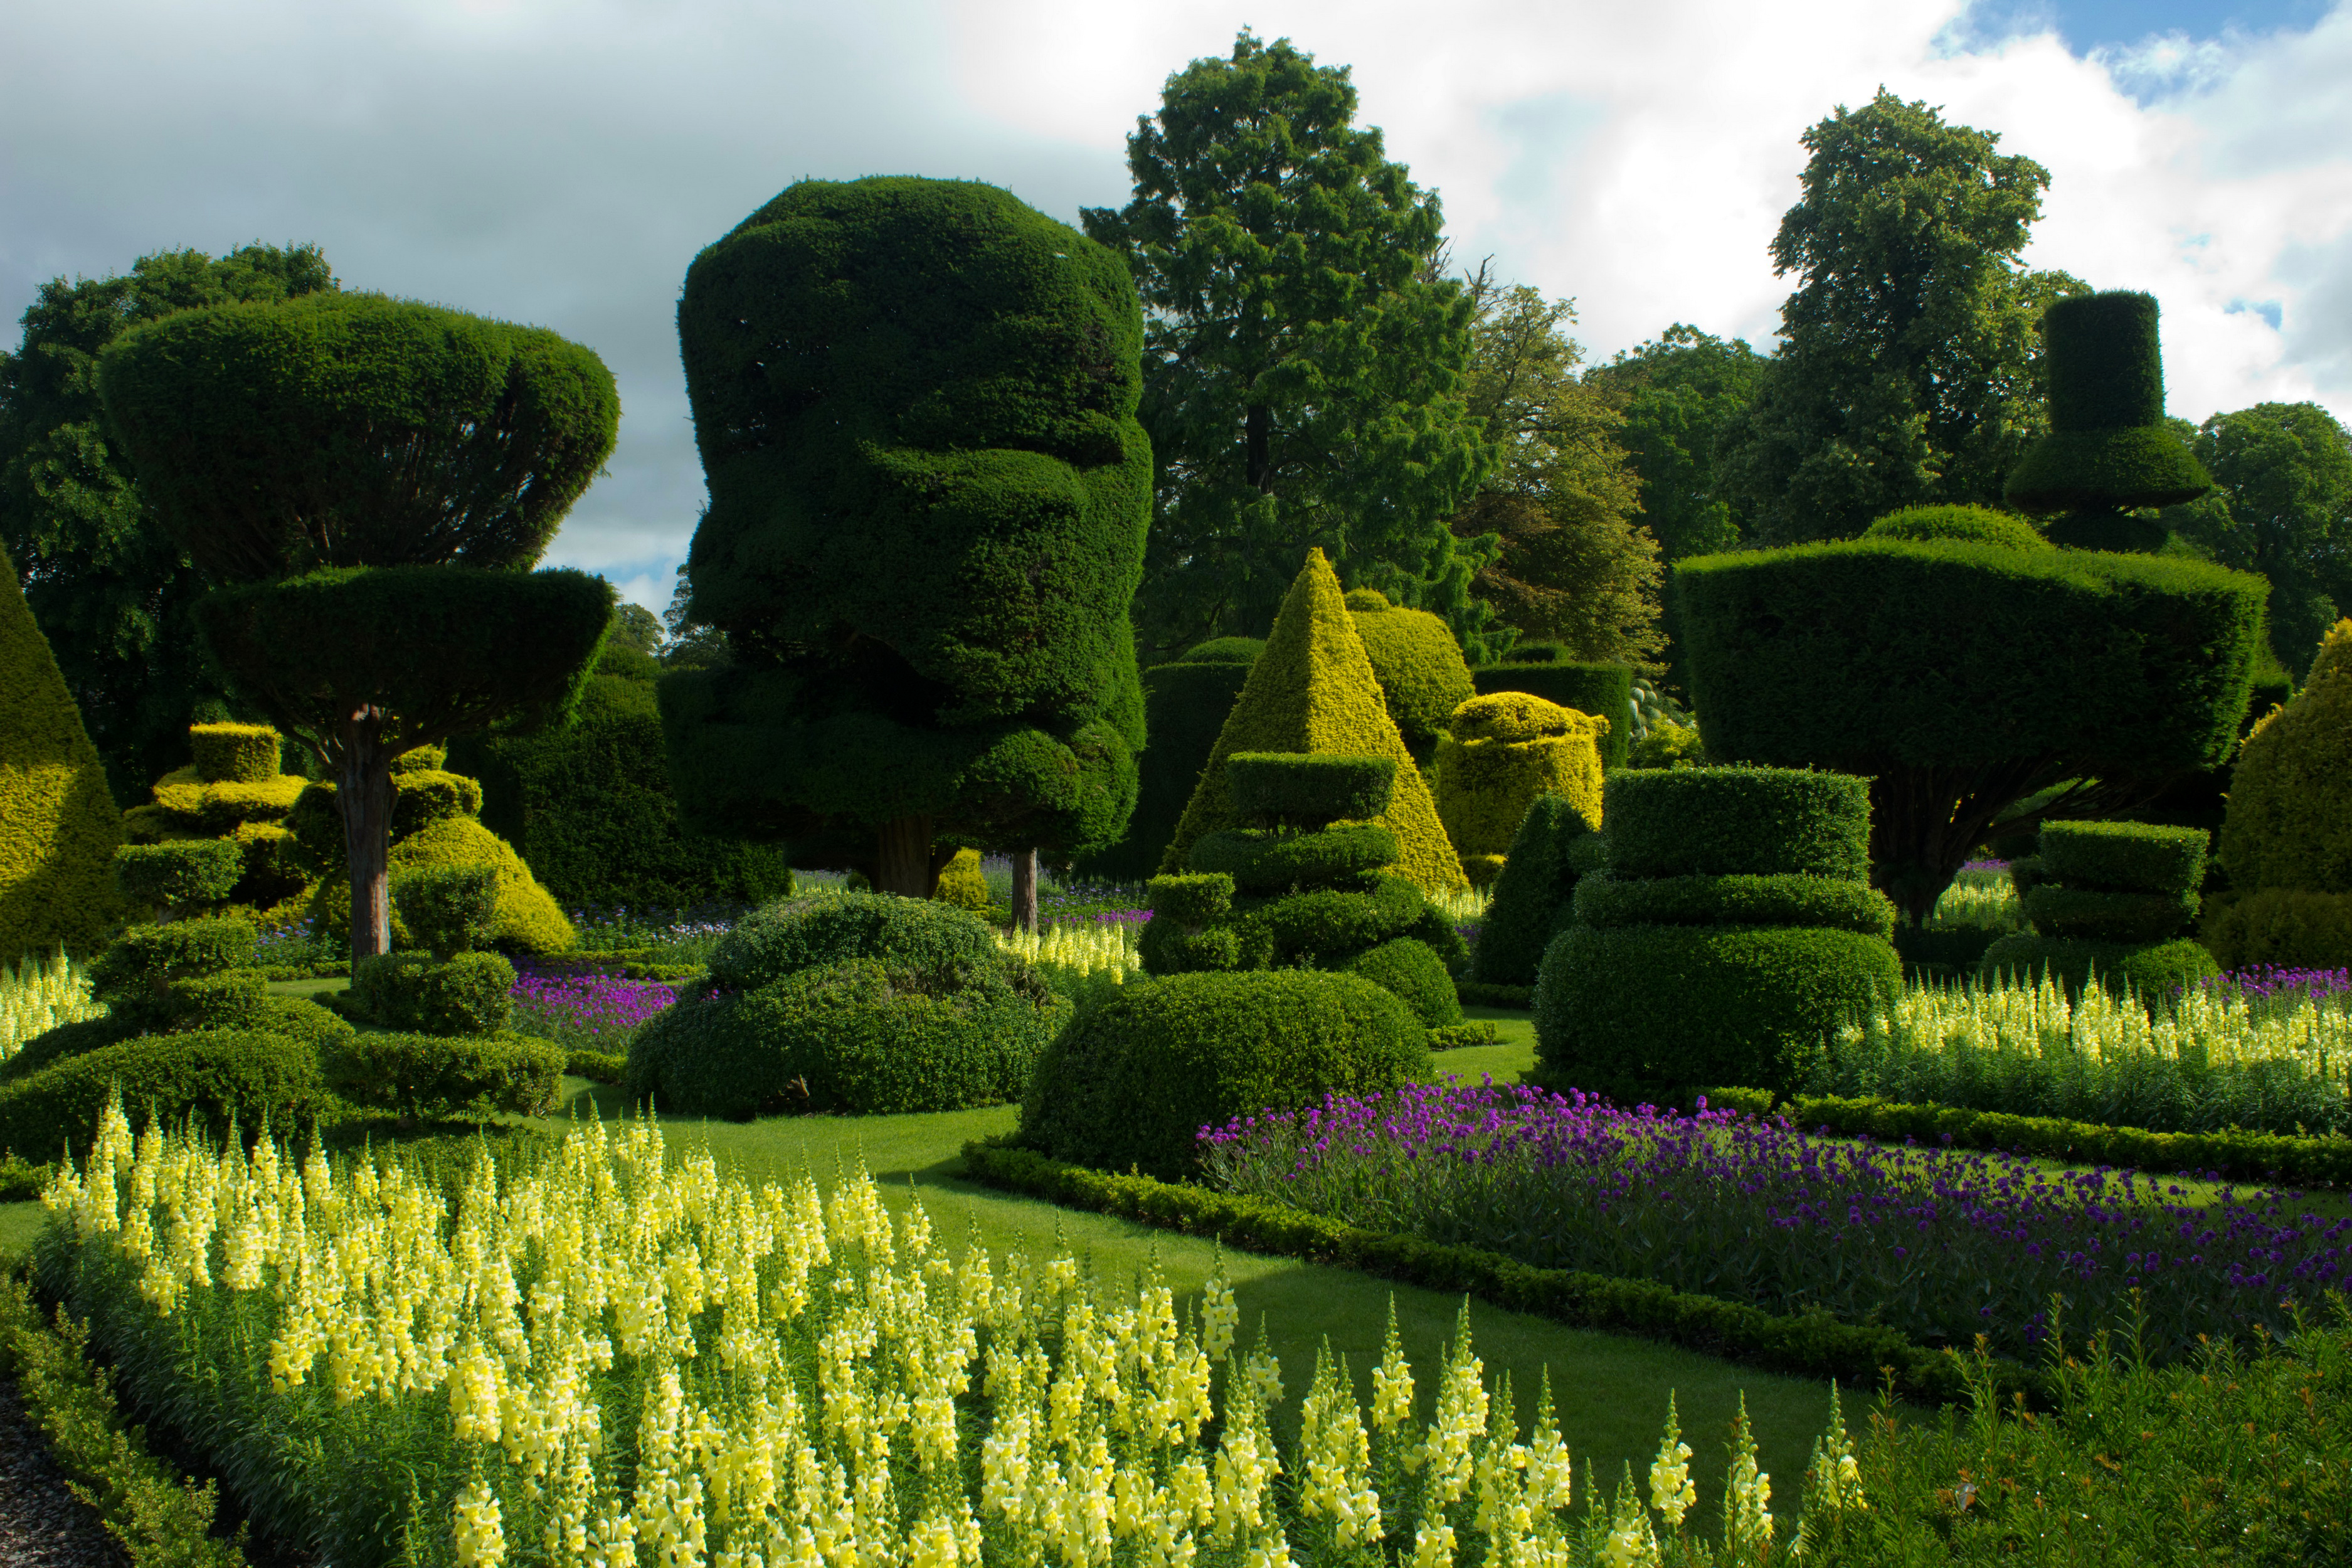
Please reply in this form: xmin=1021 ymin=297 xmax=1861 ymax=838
xmin=1200 ymin=1080 xmax=2352 ymax=1365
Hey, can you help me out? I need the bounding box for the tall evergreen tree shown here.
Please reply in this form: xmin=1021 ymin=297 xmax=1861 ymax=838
xmin=1083 ymin=31 xmax=1494 ymax=656
xmin=0 ymin=245 xmax=337 ymax=801
xmin=1715 ymin=91 xmax=2085 ymax=545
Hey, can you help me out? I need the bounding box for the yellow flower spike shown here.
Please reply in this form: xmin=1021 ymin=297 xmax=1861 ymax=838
xmin=1412 ymin=1301 xmax=1487 ymax=1507
xmin=1199 ymin=1247 xmax=1239 ymax=1365
xmin=1646 ymin=1391 xmax=1695 ymax=1532
xmin=1522 ymin=1367 xmax=1573 ymax=1516
xmin=1719 ymin=1392 xmax=1774 ymax=1559
xmin=451 ymin=1476 xmax=506 ymax=1567
xmin=1296 ymin=1340 xmax=1378 ymax=1546
xmin=1602 ymin=1463 xmax=1661 ymax=1568
xmin=1371 ymin=1296 xmax=1414 ymax=1436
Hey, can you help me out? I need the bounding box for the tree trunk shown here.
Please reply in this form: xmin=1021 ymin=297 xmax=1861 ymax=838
xmin=1011 ymin=847 xmax=1039 ymax=933
xmin=338 ymin=706 xmax=396 ymax=963
xmin=874 ymin=815 xmax=939 ymax=898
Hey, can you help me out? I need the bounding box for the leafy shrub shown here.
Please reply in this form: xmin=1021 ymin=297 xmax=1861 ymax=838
xmin=349 ymin=951 xmax=517 ymax=1036
xmin=1224 ymin=751 xmax=1396 ymax=827
xmin=387 ymin=770 xmax=483 ymax=839
xmin=2038 ymin=818 xmax=2206 ymax=894
xmin=1068 ymin=655 xmax=1254 ymax=883
xmin=931 ymin=847 xmax=992 ymax=912
xmin=1572 ymin=872 xmax=1896 ymax=938
xmin=1470 ymin=796 xmax=1596 ymax=987
xmin=390 ymin=864 xmax=500 ymax=958
xmin=1345 ymin=936 xmax=1463 ymax=1027
xmin=1186 ymin=823 xmax=1397 ymax=890
xmin=1535 ymin=923 xmax=1901 ymax=1103
xmin=1469 ymin=659 xmax=1633 ymax=770
xmin=87 ymin=918 xmax=257 ymax=1000
xmin=706 ymin=892 xmax=1003 ymax=992
xmin=1860 ymin=503 xmax=2051 ymax=551
xmin=114 ymin=839 xmax=243 ymax=918
xmin=322 ymin=1030 xmax=565 ymax=1121
xmin=1345 ymin=588 xmax=1476 ymax=764
xmin=1019 ymin=968 xmax=1430 ymax=1180
xmin=188 ymin=720 xmax=280 ymax=783
xmin=1626 ymin=717 xmax=1705 ymax=770
xmin=1605 ymin=766 xmax=1872 ymax=881
xmin=2220 ymin=617 xmax=2352 ymax=896
xmin=1251 ymin=874 xmax=1424 ymax=963
xmin=307 ymin=809 xmax=575 ymax=956
xmin=1978 ymin=933 xmax=2220 ymax=998
xmin=0 ymin=1031 xmax=332 ymax=1163
xmin=2203 ymin=886 xmax=2352 ymax=969
xmin=1144 ymin=873 xmax=1232 ymax=928
xmin=628 ymin=956 xmax=1065 ymax=1118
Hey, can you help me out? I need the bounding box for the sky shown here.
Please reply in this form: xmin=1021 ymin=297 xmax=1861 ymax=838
xmin=3 ymin=0 xmax=2346 ymax=614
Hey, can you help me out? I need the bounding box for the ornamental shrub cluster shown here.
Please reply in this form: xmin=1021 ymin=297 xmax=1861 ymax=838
xmin=0 ymin=542 xmax=120 ymax=965
xmin=1535 ymin=767 xmax=1902 ymax=1102
xmin=1343 ymin=586 xmax=1476 ymax=766
xmin=1469 ymin=647 xmax=1634 ymax=771
xmin=625 ymin=892 xmax=1065 ymax=1116
xmin=1983 ymin=820 xmax=2220 ymax=997
xmin=119 ymin=723 xmax=309 ymax=921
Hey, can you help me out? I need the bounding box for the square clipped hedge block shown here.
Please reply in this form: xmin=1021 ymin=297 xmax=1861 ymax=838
xmin=188 ymin=722 xmax=282 ymax=783
xmin=2038 ymin=820 xmax=2208 ymax=897
xmin=1604 ymin=766 xmax=1872 ymax=882
xmin=1147 ymin=872 xmax=1234 ymax=928
xmin=1224 ymin=752 xmax=1396 ymax=828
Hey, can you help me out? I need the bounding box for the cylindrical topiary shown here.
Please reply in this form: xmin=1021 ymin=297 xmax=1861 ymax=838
xmin=1017 ymin=967 xmax=1431 ymax=1180
xmin=1433 ymin=692 xmax=1606 ymax=885
xmin=1470 ymin=656 xmax=1633 ymax=770
xmin=1535 ymin=765 xmax=1899 ymax=1101
xmin=1981 ymin=818 xmax=2220 ymax=996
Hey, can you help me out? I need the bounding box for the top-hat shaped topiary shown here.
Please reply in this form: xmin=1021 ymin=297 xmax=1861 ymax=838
xmin=2004 ymin=292 xmax=2211 ymax=553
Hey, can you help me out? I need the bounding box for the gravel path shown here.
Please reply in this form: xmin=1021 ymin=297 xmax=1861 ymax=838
xmin=0 ymin=1376 xmax=127 ymax=1568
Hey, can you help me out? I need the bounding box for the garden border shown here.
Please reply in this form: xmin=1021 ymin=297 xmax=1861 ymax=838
xmin=959 ymin=1135 xmax=2040 ymax=1409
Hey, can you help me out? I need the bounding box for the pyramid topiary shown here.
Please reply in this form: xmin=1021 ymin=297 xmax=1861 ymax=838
xmin=1434 ymin=692 xmax=1606 ymax=887
xmin=120 ymin=722 xmax=310 ymax=916
xmin=1162 ymin=550 xmax=1465 ymax=891
xmin=2005 ymin=292 xmax=2212 ymax=553
xmin=2208 ymin=618 xmax=2352 ymax=967
xmin=0 ymin=543 xmax=120 ymax=961
xmin=1345 ymin=588 xmax=1476 ymax=766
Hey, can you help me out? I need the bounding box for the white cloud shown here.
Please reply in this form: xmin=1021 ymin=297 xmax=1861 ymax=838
xmin=4 ymin=0 xmax=2345 ymax=594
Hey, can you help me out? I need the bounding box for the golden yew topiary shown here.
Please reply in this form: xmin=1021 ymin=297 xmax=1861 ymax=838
xmin=2211 ymin=618 xmax=2352 ymax=965
xmin=1434 ymin=692 xmax=1606 ymax=885
xmin=0 ymin=544 xmax=120 ymax=960
xmin=1162 ymin=551 xmax=1465 ymax=891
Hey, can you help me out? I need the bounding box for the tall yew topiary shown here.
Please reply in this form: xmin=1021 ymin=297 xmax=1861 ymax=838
xmin=662 ymin=177 xmax=1151 ymax=895
xmin=0 ymin=542 xmax=121 ymax=960
xmin=97 ymin=292 xmax=619 ymax=960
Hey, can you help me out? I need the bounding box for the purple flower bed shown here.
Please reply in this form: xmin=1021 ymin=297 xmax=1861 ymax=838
xmin=1959 ymin=859 xmax=2010 ymax=874
xmin=1200 ymin=1079 xmax=2352 ymax=1364
xmin=2205 ymin=965 xmax=2352 ymax=1005
xmin=507 ymin=970 xmax=677 ymax=1051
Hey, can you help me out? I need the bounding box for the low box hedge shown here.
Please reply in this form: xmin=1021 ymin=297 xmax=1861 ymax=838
xmin=960 ymin=1136 xmax=2032 ymax=1409
xmin=1454 ymin=980 xmax=1532 ymax=1010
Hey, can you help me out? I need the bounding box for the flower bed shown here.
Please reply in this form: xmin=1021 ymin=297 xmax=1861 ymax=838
xmin=1200 ymin=1081 xmax=2352 ymax=1365
xmin=506 ymin=970 xmax=677 ymax=1054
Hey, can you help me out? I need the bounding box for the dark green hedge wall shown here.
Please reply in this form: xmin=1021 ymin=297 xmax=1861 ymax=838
xmin=1068 ymin=656 xmax=1251 ymax=884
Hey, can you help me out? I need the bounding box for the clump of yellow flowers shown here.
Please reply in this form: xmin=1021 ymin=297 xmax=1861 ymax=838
xmin=41 ymin=1095 xmax=1868 ymax=1565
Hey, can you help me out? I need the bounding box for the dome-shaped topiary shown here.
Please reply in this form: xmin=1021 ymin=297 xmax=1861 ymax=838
xmin=1176 ymin=637 xmax=1264 ymax=666
xmin=1862 ymin=505 xmax=2051 ymax=551
xmin=312 ymin=815 xmax=573 ymax=955
xmin=706 ymin=891 xmax=1006 ymax=993
xmin=1350 ymin=595 xmax=1478 ymax=766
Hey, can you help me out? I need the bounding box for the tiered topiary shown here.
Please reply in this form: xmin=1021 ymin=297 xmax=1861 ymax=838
xmin=1860 ymin=504 xmax=2052 ymax=552
xmin=1469 ymin=644 xmax=1633 ymax=771
xmin=119 ymin=723 xmax=310 ymax=919
xmin=1983 ymin=820 xmax=2220 ymax=996
xmin=626 ymin=893 xmax=1067 ymax=1118
xmin=1018 ymin=967 xmax=1431 ymax=1182
xmin=1068 ymin=638 xmax=1261 ymax=884
xmin=2205 ymin=620 xmax=2352 ymax=968
xmin=0 ymin=541 xmax=120 ymax=963
xmin=1433 ymin=692 xmax=1606 ymax=887
xmin=1143 ymin=752 xmax=1465 ymax=1027
xmin=1163 ymin=549 xmax=1464 ymax=891
xmin=1535 ymin=766 xmax=1901 ymax=1103
xmin=292 ymin=745 xmax=573 ymax=956
xmin=2004 ymin=291 xmax=2213 ymax=554
xmin=1344 ymin=588 xmax=1476 ymax=768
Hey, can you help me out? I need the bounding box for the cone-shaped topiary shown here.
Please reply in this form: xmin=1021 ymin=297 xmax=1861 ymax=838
xmin=1471 ymin=797 xmax=1602 ymax=987
xmin=1163 ymin=549 xmax=1464 ymax=891
xmin=2005 ymin=292 xmax=2212 ymax=551
xmin=1345 ymin=588 xmax=1476 ymax=766
xmin=1434 ymin=692 xmax=1606 ymax=886
xmin=2208 ymin=618 xmax=2352 ymax=966
xmin=0 ymin=543 xmax=121 ymax=961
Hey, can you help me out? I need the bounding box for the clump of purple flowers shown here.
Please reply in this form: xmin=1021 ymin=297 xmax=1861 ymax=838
xmin=1199 ymin=1079 xmax=2352 ymax=1365
xmin=2205 ymin=965 xmax=2352 ymax=1007
xmin=508 ymin=970 xmax=677 ymax=1051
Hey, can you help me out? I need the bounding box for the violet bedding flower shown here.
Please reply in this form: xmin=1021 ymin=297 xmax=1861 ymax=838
xmin=1200 ymin=1079 xmax=2352 ymax=1364
xmin=508 ymin=970 xmax=677 ymax=1050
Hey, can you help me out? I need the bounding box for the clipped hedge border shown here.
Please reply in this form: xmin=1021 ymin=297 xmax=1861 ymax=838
xmin=1781 ymin=1094 xmax=2352 ymax=1189
xmin=1455 ymin=980 xmax=1532 ymax=1010
xmin=960 ymin=1136 xmax=2033 ymax=1409
xmin=0 ymin=1268 xmax=250 ymax=1567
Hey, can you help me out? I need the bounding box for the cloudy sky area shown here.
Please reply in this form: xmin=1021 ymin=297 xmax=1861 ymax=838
xmin=4 ymin=0 xmax=2346 ymax=613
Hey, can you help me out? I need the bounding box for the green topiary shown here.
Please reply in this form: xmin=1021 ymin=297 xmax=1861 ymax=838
xmin=2005 ymin=292 xmax=2213 ymax=521
xmin=1982 ymin=817 xmax=2213 ymax=995
xmin=322 ymin=1030 xmax=564 ymax=1122
xmin=349 ymin=951 xmax=516 ymax=1036
xmin=2018 ymin=885 xmax=2199 ymax=944
xmin=1163 ymin=549 xmax=1463 ymax=890
xmin=1224 ymin=752 xmax=1396 ymax=828
xmin=0 ymin=1033 xmax=332 ymax=1165
xmin=1470 ymin=796 xmax=1598 ymax=987
xmin=188 ymin=723 xmax=282 ymax=784
xmin=391 ymin=864 xmax=501 ymax=960
xmin=0 ymin=542 xmax=121 ymax=961
xmin=932 ymin=849 xmax=994 ymax=914
xmin=1535 ymin=923 xmax=1901 ymax=1104
xmin=1180 ymin=637 xmax=1264 ymax=665
xmin=1571 ymin=872 xmax=1896 ymax=938
xmin=2037 ymin=819 xmax=2208 ymax=894
xmin=1068 ymin=656 xmax=1254 ymax=884
xmin=1143 ymin=874 xmax=1234 ymax=928
xmin=1979 ymin=933 xmax=2220 ymax=999
xmin=2201 ymin=887 xmax=2352 ymax=970
xmin=1862 ymin=504 xmax=2052 ymax=551
xmin=2218 ymin=619 xmax=2352 ymax=898
xmin=706 ymin=892 xmax=1006 ymax=994
xmin=629 ymin=956 xmax=1066 ymax=1119
xmin=1347 ymin=589 xmax=1476 ymax=765
xmin=313 ymin=814 xmax=573 ymax=956
xmin=389 ymin=771 xmax=484 ymax=839
xmin=1605 ymin=766 xmax=1872 ymax=881
xmin=1345 ymin=937 xmax=1463 ymax=1028
xmin=1469 ymin=659 xmax=1634 ymax=771
xmin=1434 ymin=692 xmax=1606 ymax=877
xmin=1017 ymin=968 xmax=1431 ymax=1180
xmin=114 ymin=840 xmax=242 ymax=921
xmin=87 ymin=918 xmax=258 ymax=1002
xmin=1187 ymin=824 xmax=1398 ymax=892
xmin=664 ymin=176 xmax=1150 ymax=896
xmin=1251 ymin=875 xmax=1426 ymax=965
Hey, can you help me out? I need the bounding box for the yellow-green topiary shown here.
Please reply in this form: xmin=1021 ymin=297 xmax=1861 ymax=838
xmin=934 ymin=848 xmax=993 ymax=914
xmin=1434 ymin=692 xmax=1606 ymax=883
xmin=122 ymin=723 xmax=311 ymax=913
xmin=0 ymin=544 xmax=121 ymax=960
xmin=189 ymin=722 xmax=283 ymax=783
xmin=314 ymin=815 xmax=574 ymax=955
xmin=1164 ymin=551 xmax=1465 ymax=892
xmin=2210 ymin=618 xmax=2352 ymax=965
xmin=1346 ymin=588 xmax=1477 ymax=765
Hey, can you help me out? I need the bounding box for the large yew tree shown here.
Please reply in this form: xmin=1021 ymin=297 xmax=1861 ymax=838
xmin=98 ymin=292 xmax=619 ymax=958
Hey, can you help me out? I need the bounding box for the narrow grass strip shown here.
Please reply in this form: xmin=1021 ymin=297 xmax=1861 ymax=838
xmin=1784 ymin=1094 xmax=2352 ymax=1188
xmin=0 ymin=1268 xmax=250 ymax=1567
xmin=960 ymin=1135 xmax=2041 ymax=1409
